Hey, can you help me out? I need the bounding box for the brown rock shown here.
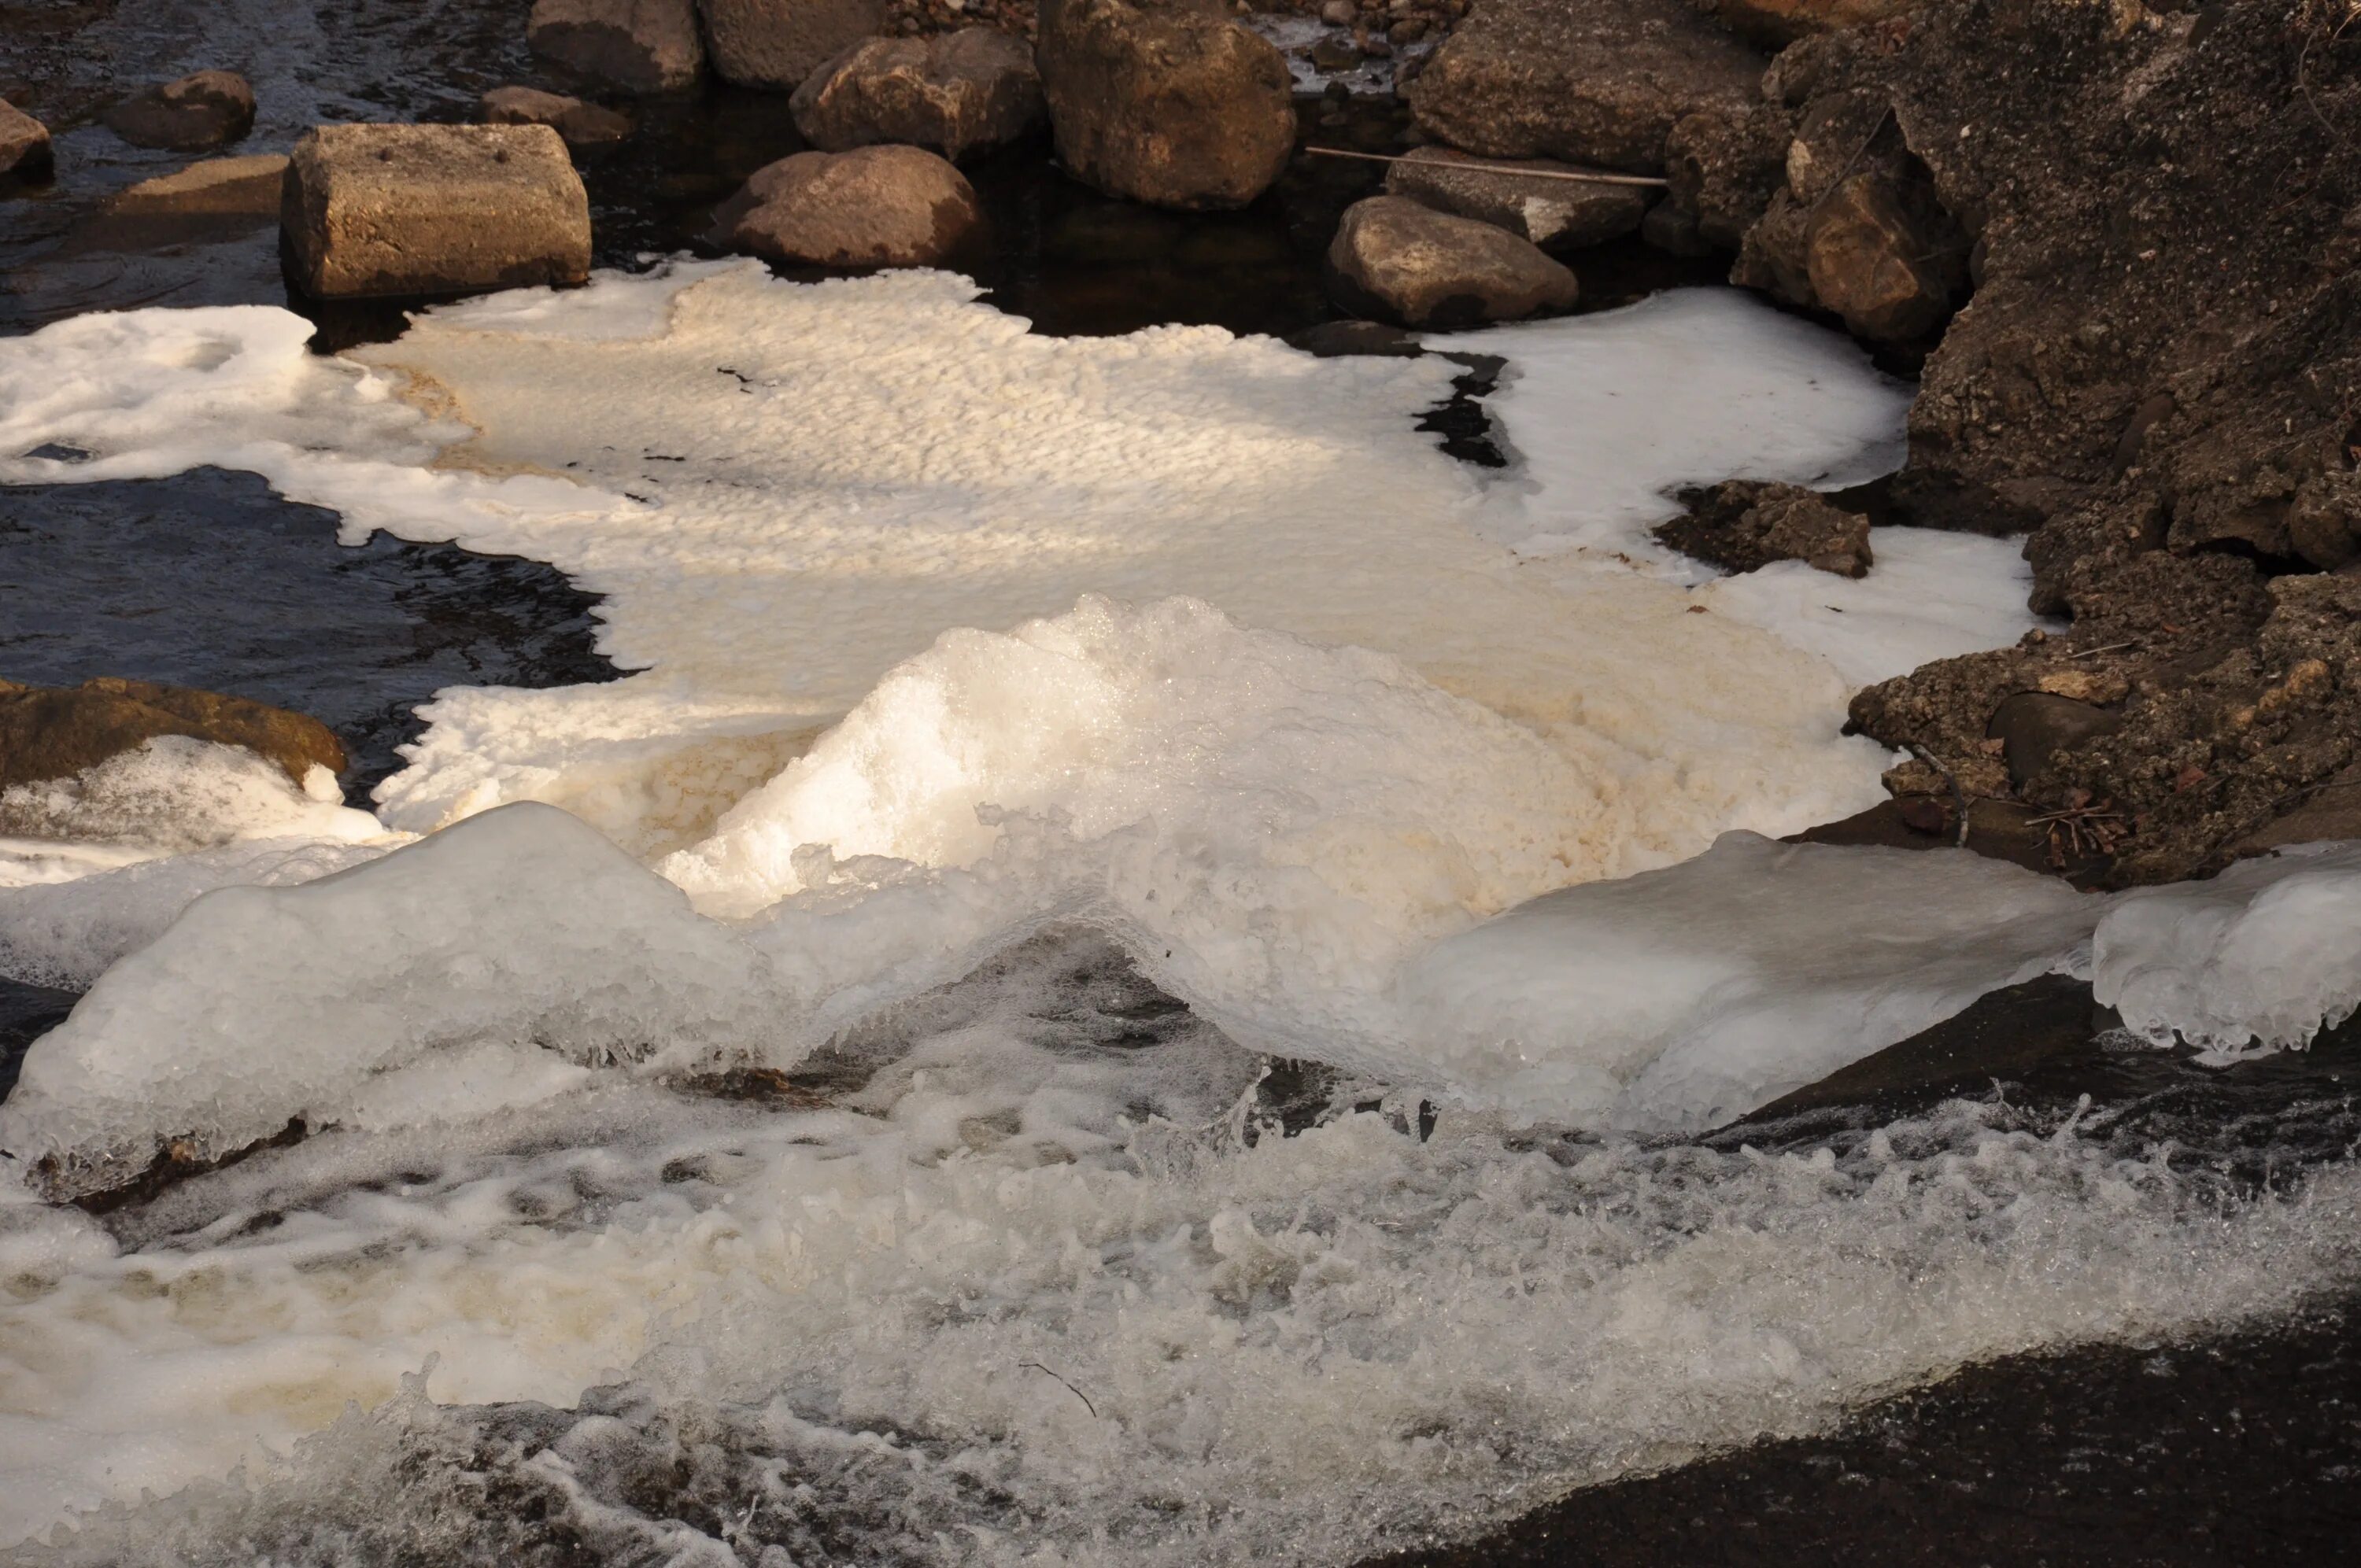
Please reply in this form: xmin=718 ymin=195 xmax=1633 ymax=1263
xmin=281 ymin=124 xmax=592 ymax=300
xmin=1710 ymin=0 xmax=1919 ymax=49
xmin=1326 ymin=194 xmax=1579 ymax=329
xmin=2 ymin=98 xmax=54 ymax=187
xmin=1664 ymin=101 xmax=1791 ymax=250
xmin=1653 ymin=479 xmax=1873 ymax=577
xmin=1785 ymin=88 xmax=1894 ymax=206
xmin=109 ymin=154 xmax=288 ymax=217
xmin=1805 ymin=172 xmax=1956 ymax=343
xmin=1986 ymin=692 xmax=2123 ymax=791
xmin=1036 ymin=0 xmax=1296 ymax=210
xmin=790 ymin=29 xmax=1044 ymax=163
xmin=0 ymin=677 xmax=346 ymax=795
xmin=1381 ymin=146 xmax=1650 ymax=252
xmin=529 ymin=0 xmax=705 ymax=94
xmin=696 ymin=0 xmax=889 ymax=91
xmin=102 ymin=70 xmax=256 ymax=152
xmin=482 ymin=85 xmax=637 ymax=148
xmin=722 ymin=144 xmax=984 ymax=267
xmin=1406 ymin=0 xmax=1764 ymax=174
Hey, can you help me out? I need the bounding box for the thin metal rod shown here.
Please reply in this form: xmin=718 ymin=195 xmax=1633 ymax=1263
xmin=1301 ymin=146 xmax=1670 ymax=188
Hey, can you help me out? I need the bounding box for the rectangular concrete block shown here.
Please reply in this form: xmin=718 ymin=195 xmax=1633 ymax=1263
xmin=280 ymin=123 xmax=592 ymax=300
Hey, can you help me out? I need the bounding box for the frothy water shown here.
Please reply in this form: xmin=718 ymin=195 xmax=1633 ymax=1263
xmin=2 ymin=265 xmax=2353 ymax=1559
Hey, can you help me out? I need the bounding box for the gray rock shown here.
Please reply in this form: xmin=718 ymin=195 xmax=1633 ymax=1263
xmin=281 ymin=124 xmax=592 ymax=300
xmin=722 ymin=144 xmax=984 ymax=267
xmin=102 ymin=70 xmax=256 ymax=151
xmin=1326 ymin=194 xmax=1580 ymax=329
xmin=1036 ymin=0 xmax=1296 ymax=211
xmin=482 ymin=85 xmax=637 ymax=148
xmin=1406 ymin=0 xmax=1763 ymax=174
xmin=109 ymin=154 xmax=288 ymax=216
xmin=529 ymin=0 xmax=706 ymax=94
xmin=1987 ymin=692 xmax=2123 ymax=791
xmin=2 ymin=98 xmax=54 ymax=187
xmin=1382 ymin=146 xmax=1649 ymax=251
xmin=696 ymin=0 xmax=888 ymax=91
xmin=790 ymin=29 xmax=1044 ymax=163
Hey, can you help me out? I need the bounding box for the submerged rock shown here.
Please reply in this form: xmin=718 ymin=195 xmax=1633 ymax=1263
xmin=482 ymin=84 xmax=637 ymax=148
xmin=1035 ymin=0 xmax=1297 ymax=210
xmin=2 ymin=99 xmax=57 ymax=187
xmin=790 ymin=29 xmax=1044 ymax=163
xmin=0 ymin=677 xmax=346 ymax=794
xmin=1654 ymin=480 xmax=1873 ymax=577
xmin=1327 ymin=194 xmax=1579 ymax=328
xmin=528 ymin=0 xmax=706 ymax=94
xmin=719 ymin=144 xmax=984 ymax=267
xmin=1406 ymin=0 xmax=1763 ymax=173
xmin=696 ymin=0 xmax=889 ymax=91
xmin=107 ymin=153 xmax=288 ymax=216
xmin=1381 ymin=146 xmax=1650 ymax=251
xmin=102 ymin=69 xmax=256 ymax=151
xmin=281 ymin=124 xmax=592 ymax=300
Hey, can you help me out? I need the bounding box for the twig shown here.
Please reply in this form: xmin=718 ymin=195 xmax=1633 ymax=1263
xmin=2068 ymin=640 xmax=2141 ymax=659
xmin=1021 ymin=1361 xmax=1099 ymax=1419
xmin=1301 ymin=146 xmax=1668 ymax=187
xmin=1908 ymin=743 xmax=1973 ymax=848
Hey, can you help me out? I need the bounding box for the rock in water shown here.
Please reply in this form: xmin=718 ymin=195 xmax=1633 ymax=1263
xmin=0 ymin=677 xmax=347 ymax=794
xmin=1407 ymin=0 xmax=1762 ymax=174
xmin=281 ymin=124 xmax=592 ymax=300
xmin=527 ymin=0 xmax=706 ymax=94
xmin=482 ymin=85 xmax=637 ymax=148
xmin=696 ymin=0 xmax=889 ymax=91
xmin=719 ymin=144 xmax=983 ymax=267
xmin=2 ymin=98 xmax=54 ymax=187
xmin=1326 ymin=194 xmax=1579 ymax=329
xmin=101 ymin=70 xmax=256 ymax=151
xmin=1035 ymin=0 xmax=1296 ymax=210
xmin=108 ymin=154 xmax=288 ymax=216
xmin=1653 ymin=479 xmax=1873 ymax=577
xmin=791 ymin=29 xmax=1044 ymax=163
xmin=1381 ymin=146 xmax=1649 ymax=251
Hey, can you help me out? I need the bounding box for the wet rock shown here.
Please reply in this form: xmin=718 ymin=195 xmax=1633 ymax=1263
xmin=790 ymin=29 xmax=1044 ymax=163
xmin=529 ymin=0 xmax=706 ymax=94
xmin=482 ymin=85 xmax=637 ymax=148
xmin=2 ymin=98 xmax=54 ymax=188
xmin=1709 ymin=0 xmax=1919 ymax=50
xmin=696 ymin=0 xmax=889 ymax=91
xmin=1405 ymin=0 xmax=1764 ymax=174
xmin=109 ymin=153 xmax=288 ymax=216
xmin=1654 ymin=480 xmax=1873 ymax=577
xmin=0 ymin=677 xmax=347 ymax=795
xmin=1036 ymin=0 xmax=1296 ymax=210
xmin=1321 ymin=0 xmax=1357 ymax=22
xmin=102 ymin=70 xmax=256 ymax=152
xmin=281 ymin=124 xmax=592 ymax=300
xmin=1664 ymin=101 xmax=1791 ymax=250
xmin=1986 ymin=692 xmax=2123 ymax=791
xmin=1805 ymin=171 xmax=1960 ymax=343
xmin=1381 ymin=146 xmax=1649 ymax=251
xmin=1326 ymin=194 xmax=1579 ymax=328
xmin=719 ymin=144 xmax=983 ymax=267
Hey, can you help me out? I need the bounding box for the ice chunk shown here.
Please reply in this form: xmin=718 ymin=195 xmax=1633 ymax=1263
xmin=1396 ymin=832 xmax=2099 ymax=1128
xmin=0 ymin=803 xmax=778 ymax=1194
xmin=2089 ymin=841 xmax=2361 ymax=1059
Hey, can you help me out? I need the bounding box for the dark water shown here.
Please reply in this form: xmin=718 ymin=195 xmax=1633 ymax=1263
xmin=6 ymin=2 xmax=2361 ymax=1562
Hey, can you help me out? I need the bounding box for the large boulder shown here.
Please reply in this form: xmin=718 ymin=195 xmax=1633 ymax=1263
xmin=719 ymin=144 xmax=984 ymax=267
xmin=102 ymin=70 xmax=256 ymax=151
xmin=1327 ymin=194 xmax=1579 ymax=328
xmin=281 ymin=124 xmax=592 ymax=299
xmin=696 ymin=0 xmax=888 ymax=91
xmin=790 ymin=29 xmax=1044 ymax=163
xmin=482 ymin=85 xmax=637 ymax=148
xmin=1406 ymin=0 xmax=1764 ymax=174
xmin=528 ymin=0 xmax=706 ymax=94
xmin=1382 ymin=146 xmax=1649 ymax=251
xmin=2 ymin=99 xmax=55 ymax=187
xmin=1035 ymin=0 xmax=1296 ymax=210
xmin=0 ymin=677 xmax=346 ymax=795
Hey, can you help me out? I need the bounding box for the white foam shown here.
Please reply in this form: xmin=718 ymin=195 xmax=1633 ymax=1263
xmin=2088 ymin=841 xmax=2361 ymax=1060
